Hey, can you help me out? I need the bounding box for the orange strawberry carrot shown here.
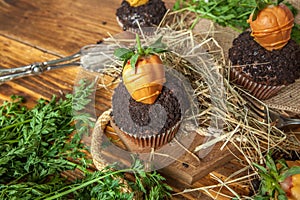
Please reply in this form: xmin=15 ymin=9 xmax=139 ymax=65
xmin=114 ymin=34 xmax=167 ymax=104
xmin=247 ymin=0 xmax=294 ymax=51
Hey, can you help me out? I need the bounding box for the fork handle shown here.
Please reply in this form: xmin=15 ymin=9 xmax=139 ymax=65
xmin=0 ymin=65 xmax=37 ymax=84
xmin=281 ymin=117 xmax=300 ymax=127
xmin=0 ymin=51 xmax=80 ymax=84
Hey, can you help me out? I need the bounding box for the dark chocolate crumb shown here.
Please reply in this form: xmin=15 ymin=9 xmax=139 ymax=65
xmin=116 ymin=0 xmax=167 ymax=30
xmin=113 ymin=83 xmax=181 ymax=135
xmin=228 ymin=31 xmax=300 ymax=86
xmin=182 ymin=163 xmax=189 ymax=168
xmin=112 ymin=71 xmax=189 ymax=137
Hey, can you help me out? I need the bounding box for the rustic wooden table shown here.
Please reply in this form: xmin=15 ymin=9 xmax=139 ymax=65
xmin=0 ymin=1 xmax=254 ymax=199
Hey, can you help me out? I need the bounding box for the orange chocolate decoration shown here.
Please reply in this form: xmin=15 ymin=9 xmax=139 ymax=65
xmin=248 ymin=4 xmax=294 ymax=51
xmin=114 ymin=34 xmax=167 ymax=105
xmin=290 ymin=174 xmax=300 ymax=200
xmin=280 ymin=161 xmax=300 ymax=200
xmin=122 ymin=55 xmax=165 ymax=104
xmin=126 ymin=0 xmax=149 ymax=7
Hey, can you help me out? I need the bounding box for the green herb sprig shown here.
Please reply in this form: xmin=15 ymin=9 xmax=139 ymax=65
xmin=114 ymin=34 xmax=167 ymax=69
xmin=173 ymin=0 xmax=256 ymax=31
xmin=253 ymin=153 xmax=300 ymax=200
xmin=173 ymin=0 xmax=300 ymax=43
xmin=38 ymin=159 xmax=172 ymax=200
xmin=0 ymin=79 xmax=172 ymax=199
xmin=251 ymin=0 xmax=285 ymax=20
xmin=0 ymin=79 xmax=94 ymax=199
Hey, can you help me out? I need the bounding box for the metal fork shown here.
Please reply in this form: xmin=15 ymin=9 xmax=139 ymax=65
xmin=0 ymin=51 xmax=81 ymax=84
xmin=242 ymin=94 xmax=300 ymax=129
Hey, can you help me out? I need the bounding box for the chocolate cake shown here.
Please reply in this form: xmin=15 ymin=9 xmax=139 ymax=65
xmin=228 ymin=31 xmax=300 ymax=99
xmin=111 ymin=70 xmax=189 ymax=152
xmin=116 ymin=0 xmax=167 ymax=31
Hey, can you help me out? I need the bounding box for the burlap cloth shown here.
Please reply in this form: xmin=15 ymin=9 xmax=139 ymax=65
xmin=191 ymin=0 xmax=300 ymax=115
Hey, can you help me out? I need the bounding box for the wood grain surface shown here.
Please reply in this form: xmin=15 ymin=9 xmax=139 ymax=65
xmin=0 ymin=0 xmax=122 ymax=106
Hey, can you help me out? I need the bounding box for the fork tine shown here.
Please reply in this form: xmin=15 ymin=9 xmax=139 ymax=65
xmin=240 ymin=93 xmax=300 ymax=128
xmin=241 ymin=94 xmax=266 ymax=122
xmin=242 ymin=93 xmax=285 ymax=127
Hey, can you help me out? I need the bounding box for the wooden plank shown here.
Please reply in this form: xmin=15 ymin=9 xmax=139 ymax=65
xmin=166 ymin=159 xmax=251 ymax=200
xmin=158 ymin=133 xmax=238 ymax=184
xmin=0 ymin=0 xmax=175 ymax=56
xmin=0 ymin=0 xmax=121 ymax=56
xmin=0 ymin=35 xmax=78 ymax=106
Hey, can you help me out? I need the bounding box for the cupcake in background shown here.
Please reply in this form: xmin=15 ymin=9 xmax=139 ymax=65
xmin=229 ymin=31 xmax=300 ymax=100
xmin=116 ymin=0 xmax=167 ymax=31
xmin=228 ymin=1 xmax=300 ymax=100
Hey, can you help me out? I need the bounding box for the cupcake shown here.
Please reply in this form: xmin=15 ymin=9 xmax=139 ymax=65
xmin=111 ymin=34 xmax=188 ymax=153
xmin=111 ymin=72 xmax=187 ymax=153
xmin=228 ymin=2 xmax=300 ymax=100
xmin=228 ymin=31 xmax=300 ymax=100
xmin=116 ymin=0 xmax=167 ymax=31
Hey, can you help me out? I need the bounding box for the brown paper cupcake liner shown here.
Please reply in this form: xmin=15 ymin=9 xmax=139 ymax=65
xmin=110 ymin=117 xmax=181 ymax=153
xmin=230 ymin=66 xmax=285 ymax=100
